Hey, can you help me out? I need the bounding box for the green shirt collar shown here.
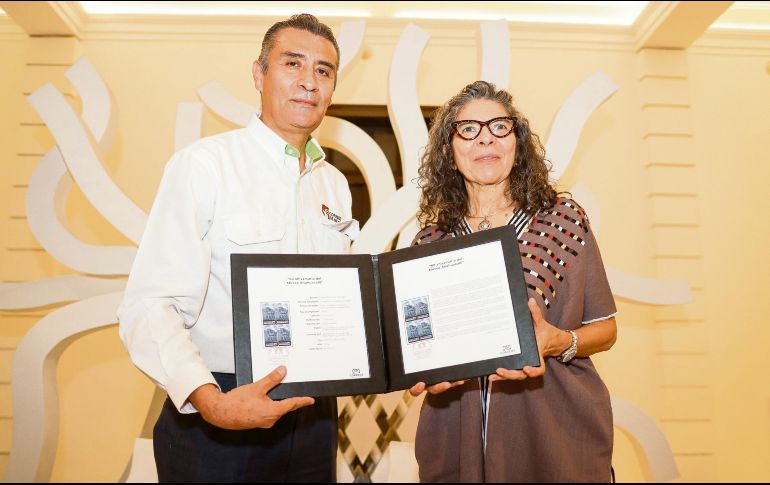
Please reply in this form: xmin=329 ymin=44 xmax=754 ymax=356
xmin=284 ymin=139 xmax=324 ymax=165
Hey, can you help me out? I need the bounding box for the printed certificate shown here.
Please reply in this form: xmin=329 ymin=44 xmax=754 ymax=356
xmin=247 ymin=267 xmax=370 ymax=383
xmin=391 ymin=241 xmax=521 ymax=375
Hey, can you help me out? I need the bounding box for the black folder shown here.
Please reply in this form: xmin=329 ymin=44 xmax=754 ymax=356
xmin=231 ymin=225 xmax=540 ymax=399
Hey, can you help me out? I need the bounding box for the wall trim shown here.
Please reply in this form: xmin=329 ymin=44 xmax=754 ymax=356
xmin=72 ymin=16 xmax=637 ymax=51
xmin=689 ymin=29 xmax=770 ymax=56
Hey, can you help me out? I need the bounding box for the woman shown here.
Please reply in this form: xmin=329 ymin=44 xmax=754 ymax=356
xmin=409 ymin=81 xmax=618 ymax=482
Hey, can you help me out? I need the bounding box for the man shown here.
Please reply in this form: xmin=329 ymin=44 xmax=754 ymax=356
xmin=118 ymin=14 xmax=355 ymax=482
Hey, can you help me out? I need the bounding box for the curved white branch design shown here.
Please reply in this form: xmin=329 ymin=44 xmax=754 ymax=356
xmin=27 ymin=84 xmax=147 ymax=245
xmin=21 ymin=58 xmax=137 ymax=276
xmin=26 ymin=148 xmax=136 ymax=275
xmin=314 ymin=116 xmax=396 ymax=212
xmin=197 ymin=81 xmax=255 ymax=127
xmin=611 ymin=397 xmax=680 ymax=482
xmin=546 ymin=71 xmax=618 ymax=180
xmin=388 ymin=24 xmax=429 ymax=184
xmin=175 ymin=101 xmax=204 ymax=151
xmin=4 ymin=292 xmax=125 ymax=482
xmin=387 ymin=24 xmax=430 ymax=249
xmin=337 ymin=20 xmax=366 ymax=76
xmin=0 ymin=276 xmax=126 ymax=310
xmin=479 ymin=20 xmax=510 ymax=89
xmin=65 ymin=58 xmax=117 ymax=156
xmin=353 ymin=185 xmax=420 ymax=254
xmin=606 ymin=266 xmax=692 ymax=305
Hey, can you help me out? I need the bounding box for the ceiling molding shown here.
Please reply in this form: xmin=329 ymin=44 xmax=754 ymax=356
xmin=50 ymin=1 xmax=87 ymax=37
xmin=5 ymin=2 xmax=766 ymax=53
xmin=75 ymin=1 xmax=648 ymax=26
xmin=690 ymin=28 xmax=770 ymax=56
xmin=633 ymin=1 xmax=677 ymax=45
xmin=0 ymin=1 xmax=85 ymax=37
xmin=634 ymin=1 xmax=734 ymax=51
xmin=67 ymin=16 xmax=636 ymax=52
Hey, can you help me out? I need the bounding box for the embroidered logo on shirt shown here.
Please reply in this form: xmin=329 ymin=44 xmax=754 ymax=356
xmin=321 ymin=204 xmax=341 ymax=223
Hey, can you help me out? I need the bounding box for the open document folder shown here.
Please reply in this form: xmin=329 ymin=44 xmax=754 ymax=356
xmin=231 ymin=225 xmax=540 ymax=399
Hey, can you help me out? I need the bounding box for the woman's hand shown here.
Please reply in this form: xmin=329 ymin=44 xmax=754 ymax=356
xmin=409 ymin=380 xmax=467 ymax=397
xmin=489 ymin=298 xmax=572 ymax=382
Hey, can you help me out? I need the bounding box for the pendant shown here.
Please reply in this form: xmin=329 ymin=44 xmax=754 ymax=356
xmin=477 ymin=217 xmax=491 ymax=231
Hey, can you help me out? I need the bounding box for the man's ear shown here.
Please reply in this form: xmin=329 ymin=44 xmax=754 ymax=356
xmin=252 ymin=60 xmax=263 ymax=91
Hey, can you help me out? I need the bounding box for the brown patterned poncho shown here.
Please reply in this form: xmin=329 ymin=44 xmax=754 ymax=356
xmin=412 ymin=197 xmax=617 ymax=483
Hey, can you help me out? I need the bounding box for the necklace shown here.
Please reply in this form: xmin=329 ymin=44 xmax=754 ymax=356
xmin=467 ymin=205 xmax=515 ymax=231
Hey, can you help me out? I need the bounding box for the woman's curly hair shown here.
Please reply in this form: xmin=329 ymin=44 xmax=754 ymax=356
xmin=417 ymin=81 xmax=558 ymax=233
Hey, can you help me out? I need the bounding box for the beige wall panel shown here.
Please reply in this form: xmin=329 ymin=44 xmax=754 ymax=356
xmin=660 ymin=421 xmax=715 ymax=454
xmin=639 ymin=77 xmax=691 ymax=106
xmin=2 ymin=186 xmax=27 ymax=220
xmin=23 ymin=37 xmax=79 ymax=65
xmin=648 ymin=165 xmax=699 ymax=194
xmin=642 ymin=106 xmax=692 ymax=135
xmin=0 ymin=349 xmax=12 ymax=383
xmin=651 ymin=196 xmax=700 ymax=226
xmin=593 ymin=303 xmax=663 ymax=418
xmin=6 ymin=157 xmax=40 ymax=184
xmin=17 ymin=100 xmax=45 ymax=125
xmin=0 ymin=384 xmax=10 ymax=418
xmin=1 ymin=33 xmax=29 ymax=303
xmin=713 ymin=395 xmax=770 ymax=482
xmin=16 ymin=124 xmax=55 ymax=156
xmin=660 ymin=387 xmax=713 ymax=420
xmin=0 ymin=36 xmax=26 ymax=144
xmin=658 ymin=320 xmax=708 ymax=354
xmin=21 ymin=65 xmax=74 ymax=97
xmin=50 ymin=327 xmax=157 ymax=482
xmin=655 ymin=288 xmax=705 ymax=321
xmin=0 ymin=314 xmax=42 ymax=340
xmin=652 ymin=226 xmax=702 ymax=257
xmin=672 ymin=454 xmax=717 ymax=482
xmin=660 ymin=354 xmax=710 ymax=387
xmin=687 ymin=52 xmax=770 ymax=484
xmin=655 ymin=258 xmax=704 ymax=289
xmin=0 ymin=419 xmax=10 ymax=453
xmin=645 ymin=135 xmax=695 ymax=166
xmin=0 ymin=334 xmax=21 ymax=350
xmin=637 ymin=49 xmax=688 ymax=78
xmin=4 ymin=218 xmax=38 ymax=248
xmin=612 ymin=429 xmax=645 ymax=482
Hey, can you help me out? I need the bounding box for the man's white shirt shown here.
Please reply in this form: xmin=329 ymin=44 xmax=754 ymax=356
xmin=118 ymin=115 xmax=357 ymax=413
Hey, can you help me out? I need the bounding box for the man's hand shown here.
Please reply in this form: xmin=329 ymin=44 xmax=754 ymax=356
xmin=189 ymin=366 xmax=315 ymax=430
